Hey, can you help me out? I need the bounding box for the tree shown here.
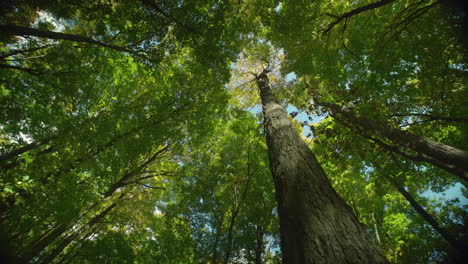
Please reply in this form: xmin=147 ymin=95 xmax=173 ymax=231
xmin=1 ymin=0 xmax=467 ymax=263
xmin=255 ymin=68 xmax=387 ymax=263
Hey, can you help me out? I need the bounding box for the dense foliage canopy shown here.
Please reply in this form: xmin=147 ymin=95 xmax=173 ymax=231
xmin=0 ymin=0 xmax=466 ymax=263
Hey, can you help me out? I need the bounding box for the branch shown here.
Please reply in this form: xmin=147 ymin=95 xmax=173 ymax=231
xmin=0 ymin=63 xmax=42 ymax=75
xmin=0 ymin=45 xmax=53 ymax=59
xmin=139 ymin=183 xmax=168 ymax=190
xmin=381 ymin=1 xmax=439 ymax=45
xmin=0 ymin=23 xmax=135 ymax=53
xmin=130 ymin=171 xmax=174 ymax=183
xmin=323 ymin=0 xmax=396 ymax=34
xmin=138 ymin=0 xmax=198 ymax=34
xmin=391 ymin=113 xmax=468 ymax=123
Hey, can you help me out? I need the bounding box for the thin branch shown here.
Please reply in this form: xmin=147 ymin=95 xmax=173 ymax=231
xmin=381 ymin=1 xmax=439 ymax=46
xmin=0 ymin=63 xmax=42 ymax=75
xmin=323 ymin=0 xmax=396 ymax=34
xmin=138 ymin=0 xmax=198 ymax=34
xmin=0 ymin=45 xmax=53 ymax=59
xmin=391 ymin=113 xmax=468 ymax=123
xmin=0 ymin=23 xmax=135 ymax=53
xmin=3 ymin=55 xmax=46 ymax=61
xmin=139 ymin=183 xmax=168 ymax=190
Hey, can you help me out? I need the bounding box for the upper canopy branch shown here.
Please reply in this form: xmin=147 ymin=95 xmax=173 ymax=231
xmin=322 ymin=0 xmax=396 ymax=34
xmin=0 ymin=23 xmax=136 ymax=53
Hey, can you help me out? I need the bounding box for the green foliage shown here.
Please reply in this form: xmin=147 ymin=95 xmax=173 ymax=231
xmin=0 ymin=0 xmax=466 ymax=263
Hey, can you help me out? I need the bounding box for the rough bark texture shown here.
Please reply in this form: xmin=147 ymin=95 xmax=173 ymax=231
xmin=316 ymin=100 xmax=468 ymax=182
xmin=257 ymin=71 xmax=388 ymax=264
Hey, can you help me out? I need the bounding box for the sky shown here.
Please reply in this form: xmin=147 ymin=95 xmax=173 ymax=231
xmin=246 ymin=104 xmax=467 ymax=208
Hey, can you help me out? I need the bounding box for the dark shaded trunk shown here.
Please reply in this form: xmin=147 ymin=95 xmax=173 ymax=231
xmin=0 ymin=137 xmax=52 ymax=163
xmin=15 ymin=168 xmax=132 ymax=264
xmin=257 ymin=71 xmax=388 ymax=264
xmin=316 ymin=100 xmax=468 ymax=182
xmin=0 ymin=23 xmax=134 ymax=53
xmin=15 ymin=225 xmax=68 ymax=264
xmin=390 ymin=178 xmax=465 ymax=254
xmin=38 ymin=201 xmax=118 ymax=264
xmin=254 ymin=224 xmax=264 ymax=264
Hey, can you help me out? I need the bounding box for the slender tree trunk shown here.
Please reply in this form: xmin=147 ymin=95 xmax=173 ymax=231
xmin=371 ymin=212 xmax=382 ymax=246
xmin=224 ymin=147 xmax=253 ymax=264
xmin=389 ymin=178 xmax=465 ymax=254
xmin=257 ymin=70 xmax=388 ymax=264
xmin=14 ymin=167 xmax=134 ymax=264
xmin=0 ymin=23 xmax=134 ymax=53
xmin=38 ymin=201 xmax=119 ymax=264
xmin=315 ymin=100 xmax=468 ymax=182
xmin=254 ymin=224 xmax=264 ymax=264
xmin=15 ymin=225 xmax=68 ymax=264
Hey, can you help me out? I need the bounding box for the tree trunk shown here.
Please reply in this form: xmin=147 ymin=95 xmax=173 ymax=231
xmin=371 ymin=212 xmax=382 ymax=246
xmin=257 ymin=70 xmax=388 ymax=264
xmin=223 ymin=150 xmax=253 ymax=264
xmin=254 ymin=224 xmax=264 ymax=264
xmin=315 ymin=100 xmax=468 ymax=182
xmin=38 ymin=201 xmax=118 ymax=264
xmin=15 ymin=225 xmax=68 ymax=264
xmin=390 ymin=178 xmax=465 ymax=254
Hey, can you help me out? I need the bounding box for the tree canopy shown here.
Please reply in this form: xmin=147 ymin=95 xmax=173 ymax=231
xmin=0 ymin=0 xmax=466 ymax=263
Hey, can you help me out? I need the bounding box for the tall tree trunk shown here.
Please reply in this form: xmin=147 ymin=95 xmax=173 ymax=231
xmin=315 ymin=99 xmax=468 ymax=182
xmin=257 ymin=70 xmax=388 ymax=264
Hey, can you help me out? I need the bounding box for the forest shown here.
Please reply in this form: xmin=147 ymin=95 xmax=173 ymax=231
xmin=0 ymin=0 xmax=467 ymax=263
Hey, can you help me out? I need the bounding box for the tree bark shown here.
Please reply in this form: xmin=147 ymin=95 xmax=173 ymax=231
xmin=315 ymin=100 xmax=468 ymax=182
xmin=257 ymin=70 xmax=388 ymax=264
